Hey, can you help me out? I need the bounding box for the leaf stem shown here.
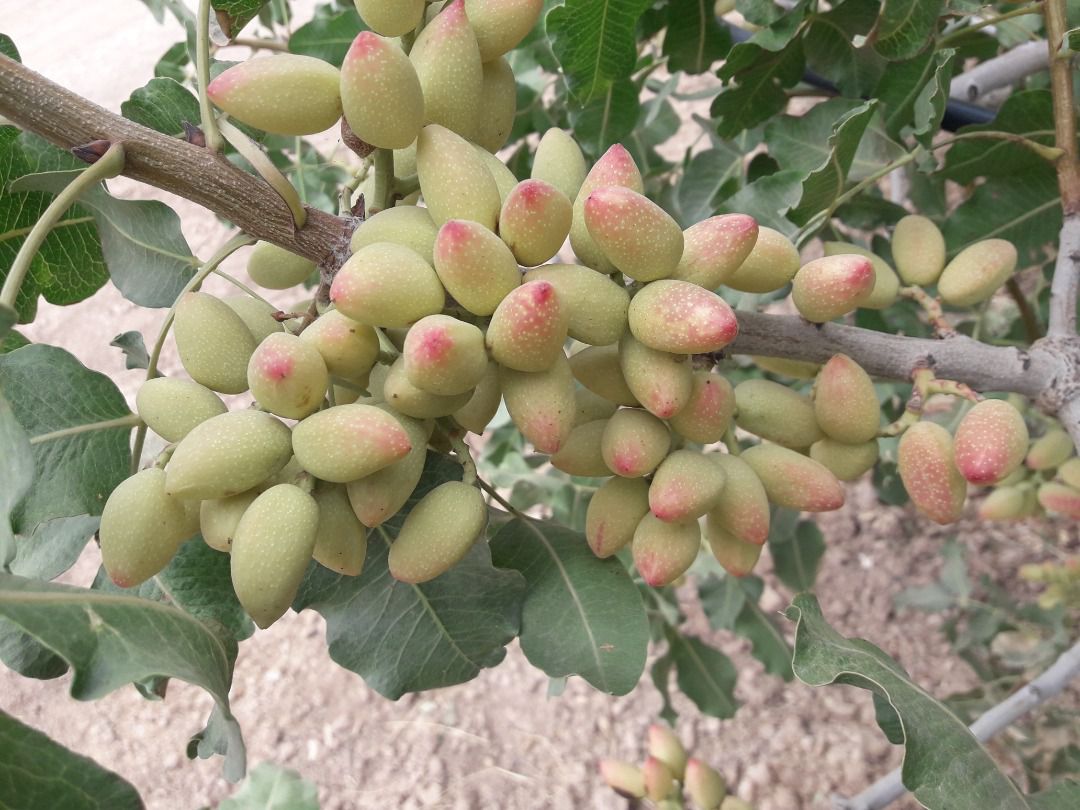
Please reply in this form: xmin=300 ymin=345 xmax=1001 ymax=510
xmin=210 ymin=268 xmax=279 ymax=309
xmin=130 ymin=232 xmax=256 ymax=472
xmin=196 ymin=0 xmax=224 ymax=153
xmin=0 ymin=142 xmax=125 ymax=318
xmin=372 ymin=148 xmax=395 ymax=213
xmin=476 ymin=476 xmax=527 ymax=519
xmin=939 ymin=2 xmax=1045 ymax=47
xmin=437 ymin=419 xmax=478 ymax=486
xmin=218 ymin=118 xmax=307 ymax=229
xmin=29 ymin=413 xmax=142 ymax=445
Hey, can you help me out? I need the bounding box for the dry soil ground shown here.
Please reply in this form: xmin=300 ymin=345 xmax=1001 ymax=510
xmin=3 ymin=3 xmax=1079 ymax=808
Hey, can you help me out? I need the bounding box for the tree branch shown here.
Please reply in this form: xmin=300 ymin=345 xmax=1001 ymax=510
xmin=835 ymin=638 xmax=1080 ymax=810
xmin=0 ymin=55 xmax=351 ymax=266
xmin=948 ymin=39 xmax=1048 ymax=104
xmin=730 ymin=312 xmax=1058 ymax=400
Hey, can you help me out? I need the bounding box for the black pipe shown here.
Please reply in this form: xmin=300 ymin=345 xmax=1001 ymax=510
xmin=724 ymin=23 xmax=997 ymax=130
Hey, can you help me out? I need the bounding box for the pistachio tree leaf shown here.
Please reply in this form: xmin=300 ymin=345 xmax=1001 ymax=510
xmin=490 ymin=516 xmax=649 ymax=696
xmin=786 ymin=593 xmax=1030 ymax=809
xmin=219 ymin=763 xmax=319 ymax=810
xmin=873 ymin=0 xmax=945 ymax=61
xmin=0 ymin=128 xmax=107 ymax=324
xmin=712 ymin=39 xmax=806 ymax=139
xmin=295 ymin=454 xmax=526 ymax=699
xmin=662 ymin=0 xmax=731 ymax=75
xmin=770 ymin=520 xmax=825 ymax=592
xmin=1 ymin=33 xmax=19 ymax=61
xmin=717 ymin=169 xmax=803 ymax=237
xmin=121 ymin=77 xmax=201 ymax=138
xmin=288 ymin=6 xmax=365 ymax=64
xmin=0 ymin=573 xmax=246 ymax=782
xmin=12 ymin=169 xmax=199 ymax=309
xmin=10 ymin=515 xmax=99 ymax=582
xmin=699 ymin=574 xmax=794 ymax=680
xmin=0 ymin=709 xmax=145 ymax=810
xmin=567 ymin=78 xmax=639 ymax=159
xmin=0 ymin=344 xmax=133 ymax=534
xmin=664 ymin=627 xmax=739 ymax=718
xmin=0 ymin=329 xmax=29 ymax=353
xmin=803 ymin=0 xmax=884 ymax=97
xmin=546 ymin=0 xmax=652 ymax=103
xmin=213 ymin=0 xmax=267 ymax=39
xmin=110 ymin=331 xmax=150 ymax=370
xmin=910 ymin=48 xmax=955 ymax=148
xmin=876 ymin=47 xmax=945 ymax=139
xmin=650 ymin=652 xmax=678 ymax=725
xmin=0 ymin=389 xmax=34 ymax=569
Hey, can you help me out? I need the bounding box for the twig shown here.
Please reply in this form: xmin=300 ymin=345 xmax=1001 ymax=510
xmin=196 ymin=0 xmax=223 ymax=152
xmin=476 ymin=477 xmax=527 ymax=519
xmin=940 ymin=4 xmax=1046 ymax=49
xmin=835 ymin=638 xmax=1080 ymax=810
xmin=898 ymin=286 xmax=953 ymax=335
xmin=949 ymin=39 xmax=1048 ymax=103
xmin=1045 ymin=0 xmax=1080 ymax=337
xmin=1005 ymin=277 xmax=1043 ymax=341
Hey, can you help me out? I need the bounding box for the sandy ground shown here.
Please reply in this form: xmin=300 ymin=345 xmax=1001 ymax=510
xmin=3 ymin=2 xmax=1080 ymax=808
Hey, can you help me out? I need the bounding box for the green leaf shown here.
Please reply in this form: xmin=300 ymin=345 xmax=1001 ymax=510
xmin=0 ymin=708 xmax=144 ymax=810
xmin=10 ymin=515 xmax=99 ymax=581
xmin=663 ymin=0 xmax=731 ymax=75
xmin=910 ymin=48 xmax=955 ymax=148
xmin=875 ymin=48 xmax=944 ymax=139
xmin=93 ymin=537 xmax=254 ymax=643
xmin=873 ymin=691 xmax=905 ymax=744
xmin=942 ymin=168 xmax=1061 ymax=266
xmin=712 ymin=40 xmax=805 ymax=139
xmin=288 ymin=6 xmax=365 ymax=64
xmin=664 ymin=627 xmax=739 ymax=718
xmin=0 ymin=128 xmax=108 ymax=323
xmin=0 ymin=328 xmax=29 ymax=353
xmin=1062 ymin=27 xmax=1080 ymax=54
xmin=546 ymin=0 xmax=652 ymax=103
xmin=110 ymin=331 xmax=150 ymax=370
xmin=770 ymin=520 xmax=825 ymax=592
xmin=154 ymin=41 xmax=190 ymax=82
xmin=121 ymin=77 xmax=201 ymax=138
xmin=650 ymin=653 xmax=678 ymax=725
xmin=786 ymin=593 xmax=1030 ymax=810
xmin=295 ymin=454 xmax=525 ymax=699
xmin=717 ymin=169 xmax=803 ymax=238
xmin=676 ymin=131 xmax=756 ymax=226
xmin=942 ymin=90 xmax=1058 ymax=184
xmin=802 ymin=0 xmax=884 ymax=97
xmin=782 ymin=100 xmax=878 ymax=225
xmin=699 ymin=575 xmax=794 ymax=680
xmin=0 ymin=572 xmax=246 ymax=782
xmin=873 ymin=0 xmax=944 ymax=60
xmin=0 ymin=390 xmax=34 ymax=568
xmin=0 ymin=344 xmax=133 ymax=534
xmin=568 ymin=78 xmax=641 ymax=159
xmin=12 ymin=168 xmax=198 ymax=309
xmin=490 ymin=516 xmax=649 ymax=696
xmin=218 ymin=762 xmax=319 ymax=810
xmin=737 ymin=0 xmax=784 ymax=27
xmin=1031 ymin=779 xmax=1080 ymax=809
xmin=1 ymin=33 xmax=19 ymax=61
xmin=0 ymin=620 xmax=66 ymax=679
xmin=213 ymin=0 xmax=267 ymax=39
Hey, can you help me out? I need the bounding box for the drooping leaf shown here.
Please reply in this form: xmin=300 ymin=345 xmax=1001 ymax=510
xmin=942 ymin=168 xmax=1061 ymax=266
xmin=490 ymin=516 xmax=649 ymax=696
xmin=770 ymin=520 xmax=825 ymax=592
xmin=218 ymin=762 xmax=319 ymax=810
xmin=0 ymin=128 xmax=107 ymax=323
xmin=213 ymin=0 xmax=267 ymax=39
xmin=650 ymin=652 xmax=678 ymax=725
xmin=699 ymin=575 xmax=794 ymax=680
xmin=786 ymin=593 xmax=1030 ymax=810
xmin=664 ymin=627 xmax=739 ymax=718
xmin=942 ymin=90 xmax=1059 ymax=184
xmin=786 ymin=100 xmax=878 ymax=225
xmin=295 ymin=454 xmax=525 ymax=699
xmin=0 ymin=389 xmax=34 ymax=568
xmin=802 ymin=0 xmax=884 ymax=97
xmin=909 ymin=48 xmax=955 ymax=148
xmin=288 ymin=6 xmax=365 ymax=64
xmin=0 ymin=708 xmax=145 ymax=810
xmin=873 ymin=0 xmax=945 ymax=61
xmin=0 ymin=345 xmax=133 ymax=534
xmin=12 ymin=167 xmax=199 ymax=309
xmin=10 ymin=515 xmax=99 ymax=581
xmin=662 ymin=0 xmax=731 ymax=75
xmin=0 ymin=573 xmax=246 ymax=782
xmin=93 ymin=537 xmax=254 ymax=643
xmin=121 ymin=77 xmax=201 ymax=138
xmin=875 ymin=47 xmax=945 ymax=139
xmin=546 ymin=0 xmax=652 ymax=103
xmin=110 ymin=331 xmax=150 ymax=370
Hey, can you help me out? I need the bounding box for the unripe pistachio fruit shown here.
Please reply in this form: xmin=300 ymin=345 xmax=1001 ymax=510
xmin=403 ymin=314 xmax=488 ymax=396
xmin=618 ymin=333 xmax=692 ymax=419
xmin=173 ymin=292 xmax=256 ymax=395
xmin=351 ymin=206 xmax=439 ymax=265
xmin=628 ymin=280 xmax=738 ymax=354
xmin=532 ymin=128 xmax=588 ymax=203
xmin=473 ymin=57 xmax=516 ymax=153
xmin=292 ymin=404 xmax=412 ymax=482
xmin=353 ymin=0 xmax=425 ymax=37
xmin=584 ymin=187 xmax=684 ymax=282
xmin=417 ymin=124 xmax=502 ymax=229
xmin=953 ymin=399 xmax=1029 ymax=485
xmin=501 ymin=180 xmax=573 ymax=267
xmin=708 ymin=455 xmax=770 ymax=545
xmin=331 ymin=242 xmax=446 ymax=328
xmin=340 ymin=32 xmax=424 ymax=150
xmin=346 ymin=407 xmax=430 ymax=528
xmin=300 ymin=310 xmax=379 ymax=383
xmin=388 ymin=481 xmax=488 ymax=583
xmin=671 ymin=214 xmax=759 ymax=290
xmin=898 ymin=421 xmax=967 ymax=524
xmin=570 ymin=344 xmax=639 ymax=406
xmin=465 ymin=0 xmax=543 ymax=61
xmin=706 ymin=521 xmax=764 ymax=577
xmin=734 ymin=379 xmax=823 ymax=449
xmin=549 ymin=419 xmax=610 ymax=476
xmin=937 ymin=239 xmax=1018 ymax=307
xmin=523 ymin=264 xmax=629 ymax=346
xmin=669 ymin=371 xmax=735 ymax=444
xmin=247 ymin=242 xmax=315 ymax=289
xmin=791 ymin=254 xmax=875 ymax=323
xmin=742 ymin=444 xmax=845 ymax=512
xmin=312 ymin=483 xmax=367 ymax=576
xmin=500 ymin=355 xmax=576 ymax=454
xmin=813 ymin=354 xmax=880 ymax=444
xmin=207 ymin=54 xmax=342 ymax=136
xmin=409 ymin=0 xmax=483 ymax=137
xmin=136 ymin=378 xmax=226 ymax=443
xmin=722 ymin=227 xmax=799 ymax=293
xmin=586 ymin=477 xmax=651 ymax=558
xmin=570 ymin=144 xmax=643 ymax=271
xmin=247 ymin=333 xmax=329 ymax=420
xmin=649 ymin=450 xmax=726 ymax=522
xmin=601 ymin=409 xmax=671 ymax=478
xmin=486 ymin=281 xmax=569 ymax=372
xmin=891 ymin=214 xmax=946 ymax=286
xmin=433 ymin=219 xmax=520 ymax=316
